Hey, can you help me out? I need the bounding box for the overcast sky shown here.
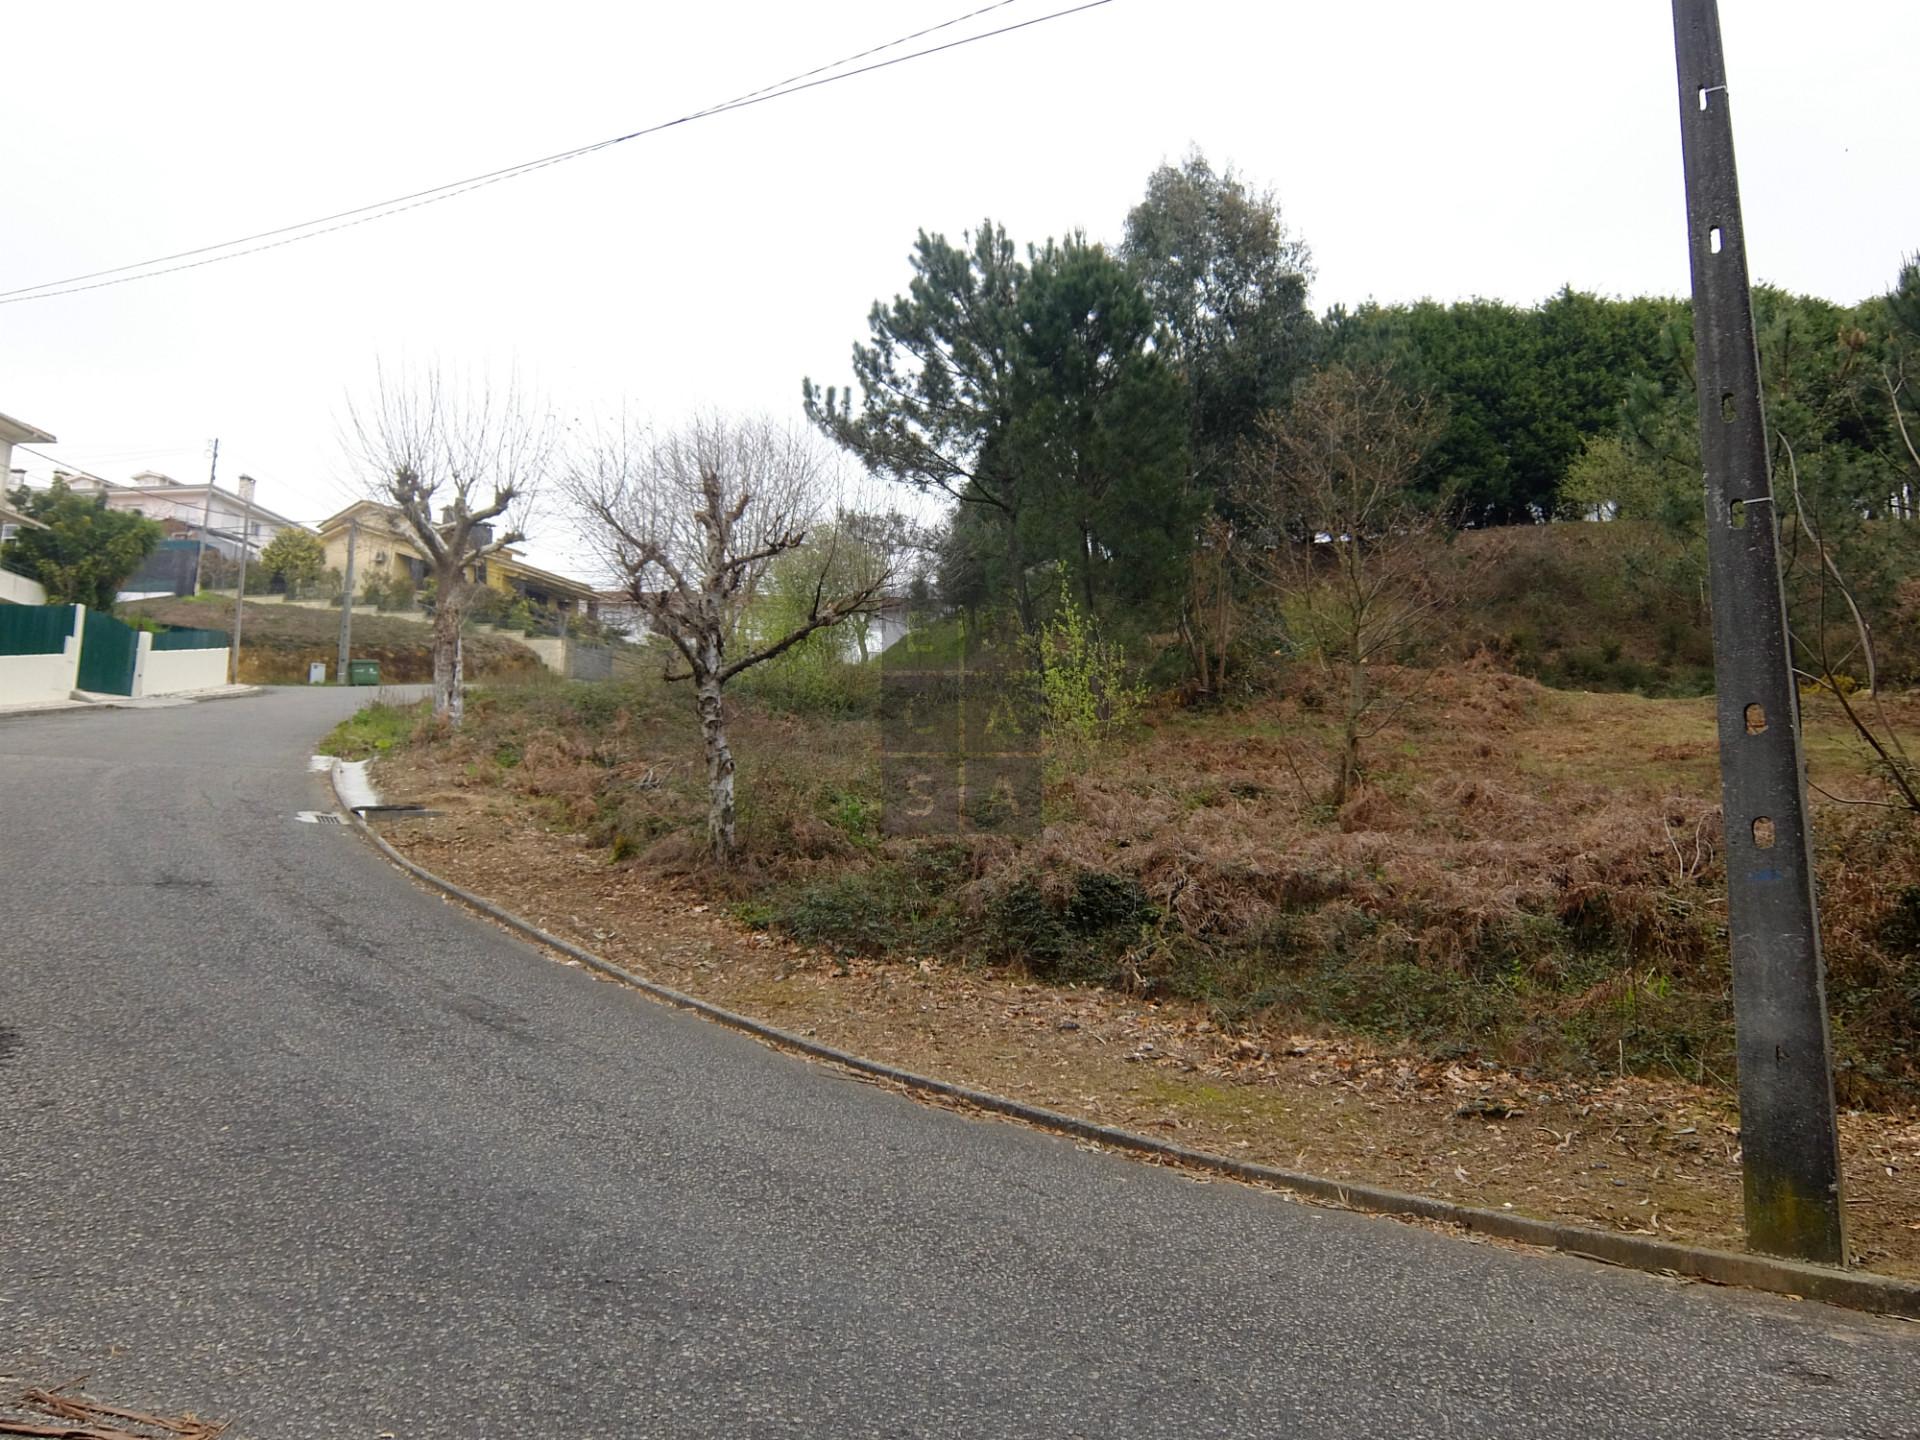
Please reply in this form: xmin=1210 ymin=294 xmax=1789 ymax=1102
xmin=5 ymin=0 xmax=1915 ymax=575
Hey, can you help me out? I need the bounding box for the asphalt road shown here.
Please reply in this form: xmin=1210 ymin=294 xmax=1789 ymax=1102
xmin=1 ymin=688 xmax=1914 ymax=1439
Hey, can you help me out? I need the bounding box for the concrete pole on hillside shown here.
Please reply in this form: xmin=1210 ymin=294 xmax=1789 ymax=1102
xmin=193 ymin=439 xmax=218 ymax=593
xmin=229 ymin=474 xmax=257 ymax=686
xmin=1671 ymin=0 xmax=1846 ymax=1265
xmin=337 ymin=516 xmax=358 ymax=684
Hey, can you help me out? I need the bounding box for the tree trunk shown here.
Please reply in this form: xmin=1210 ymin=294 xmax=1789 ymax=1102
xmin=433 ymin=590 xmax=464 ymax=725
xmin=1214 ymin=558 xmax=1232 ymax=694
xmin=1004 ymin=512 xmax=1035 ymax=632
xmin=695 ymin=672 xmax=736 ymax=862
xmin=1335 ymin=657 xmax=1365 ymax=806
xmin=1078 ymin=521 xmax=1098 ymax=619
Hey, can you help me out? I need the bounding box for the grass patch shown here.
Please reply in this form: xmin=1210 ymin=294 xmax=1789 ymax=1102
xmin=322 ymin=701 xmax=428 ymax=759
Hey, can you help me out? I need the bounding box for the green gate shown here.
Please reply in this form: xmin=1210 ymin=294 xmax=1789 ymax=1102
xmin=77 ymin=609 xmax=139 ymax=694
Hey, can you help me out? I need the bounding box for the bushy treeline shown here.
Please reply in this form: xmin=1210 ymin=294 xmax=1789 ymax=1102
xmin=804 ymin=151 xmax=1920 ymax=696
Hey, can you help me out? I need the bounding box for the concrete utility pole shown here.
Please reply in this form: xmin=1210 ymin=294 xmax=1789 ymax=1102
xmin=193 ymin=438 xmax=219 ymax=592
xmin=336 ymin=515 xmax=358 ymax=683
xmin=1671 ymin=0 xmax=1846 ymax=1265
xmin=228 ymin=474 xmax=257 ymax=686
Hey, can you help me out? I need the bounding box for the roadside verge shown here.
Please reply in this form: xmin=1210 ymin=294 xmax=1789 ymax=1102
xmin=328 ymin=762 xmax=1920 ymax=1321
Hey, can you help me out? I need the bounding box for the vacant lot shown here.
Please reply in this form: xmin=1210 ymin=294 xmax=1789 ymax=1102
xmin=128 ymin=595 xmax=545 ymax=684
xmin=348 ymin=662 xmax=1920 ymax=1274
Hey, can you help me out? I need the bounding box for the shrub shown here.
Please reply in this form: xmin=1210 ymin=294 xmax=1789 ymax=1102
xmin=1033 ymin=582 xmax=1143 ymax=750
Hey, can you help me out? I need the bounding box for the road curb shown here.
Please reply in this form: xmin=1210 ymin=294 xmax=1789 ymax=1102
xmin=332 ymin=771 xmax=1920 ymax=1321
xmin=0 ymin=684 xmax=260 ymax=723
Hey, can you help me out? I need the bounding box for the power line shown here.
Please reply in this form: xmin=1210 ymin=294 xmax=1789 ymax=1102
xmin=10 ymin=444 xmax=108 ymax=479
xmin=2 ymin=0 xmax=1027 ymax=302
xmin=1 ymin=0 xmax=1112 ymax=307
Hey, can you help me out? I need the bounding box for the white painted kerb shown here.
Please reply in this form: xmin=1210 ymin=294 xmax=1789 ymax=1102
xmin=330 ymin=758 xmax=381 ymax=811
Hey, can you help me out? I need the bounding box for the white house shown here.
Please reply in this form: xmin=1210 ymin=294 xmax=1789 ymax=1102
xmin=1 ymin=411 xmax=55 ymax=600
xmin=59 ymin=469 xmax=305 ymax=559
xmin=0 ymin=496 xmax=43 ymax=548
xmin=1 ymin=410 xmax=58 ymax=516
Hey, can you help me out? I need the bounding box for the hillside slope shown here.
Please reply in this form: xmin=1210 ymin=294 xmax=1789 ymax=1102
xmin=126 ymin=596 xmax=545 ymax=685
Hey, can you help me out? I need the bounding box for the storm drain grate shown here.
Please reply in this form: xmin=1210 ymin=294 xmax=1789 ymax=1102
xmin=294 ymin=810 xmax=348 ymax=825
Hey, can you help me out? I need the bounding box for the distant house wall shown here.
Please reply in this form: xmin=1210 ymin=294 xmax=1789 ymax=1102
xmin=522 ymin=633 xmax=569 ymax=675
xmin=322 ymin=521 xmax=424 ymax=586
xmin=869 ymin=602 xmax=913 ymax=655
xmin=62 ymin=476 xmax=301 ymax=558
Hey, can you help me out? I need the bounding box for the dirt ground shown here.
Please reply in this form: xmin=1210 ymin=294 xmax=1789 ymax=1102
xmin=366 ymin=746 xmax=1920 ymax=1282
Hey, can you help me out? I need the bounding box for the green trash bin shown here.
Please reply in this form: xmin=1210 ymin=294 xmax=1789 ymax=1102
xmin=348 ymin=659 xmax=381 ymax=687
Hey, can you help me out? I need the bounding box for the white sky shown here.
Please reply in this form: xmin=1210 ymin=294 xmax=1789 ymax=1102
xmin=5 ymin=0 xmax=1915 ymax=576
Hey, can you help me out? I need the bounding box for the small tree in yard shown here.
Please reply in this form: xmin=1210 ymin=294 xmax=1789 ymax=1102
xmin=3 ymin=480 xmax=162 ymax=611
xmin=1236 ymin=365 xmax=1449 ymax=806
xmin=1033 ymin=577 xmax=1144 ymax=754
xmin=197 ymin=546 xmax=240 ymax=592
xmin=567 ymin=415 xmax=890 ymax=863
xmin=344 ymin=367 xmax=549 ymax=725
xmin=259 ymin=529 xmax=326 ymax=599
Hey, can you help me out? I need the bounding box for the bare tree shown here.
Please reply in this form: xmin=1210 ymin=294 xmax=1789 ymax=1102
xmin=1236 ymin=365 xmax=1449 ymax=805
xmin=344 ymin=365 xmax=550 ymax=725
xmin=567 ymin=415 xmax=890 ymax=862
xmin=1779 ymin=433 xmax=1919 ymax=816
xmin=1179 ymin=514 xmax=1237 ymax=703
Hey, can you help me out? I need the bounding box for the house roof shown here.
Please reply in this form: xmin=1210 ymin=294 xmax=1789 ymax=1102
xmin=495 ymin=554 xmax=599 ymax=600
xmin=61 ymin=473 xmax=308 ymax=533
xmin=0 ymin=499 xmax=48 ymax=531
xmin=315 ymin=498 xmax=409 ymax=535
xmin=0 ymin=412 xmax=57 ymax=447
xmin=318 ymin=500 xmax=517 ymax=557
xmin=318 ymin=500 xmax=596 ymax=599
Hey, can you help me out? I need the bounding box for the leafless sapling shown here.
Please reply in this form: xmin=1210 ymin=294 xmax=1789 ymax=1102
xmin=1236 ymin=365 xmax=1450 ymax=805
xmin=567 ymin=415 xmax=889 ymax=862
xmin=344 ymin=365 xmax=550 ymax=725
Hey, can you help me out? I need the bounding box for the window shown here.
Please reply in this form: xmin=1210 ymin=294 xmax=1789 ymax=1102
xmin=1 ymin=522 xmax=17 ymax=543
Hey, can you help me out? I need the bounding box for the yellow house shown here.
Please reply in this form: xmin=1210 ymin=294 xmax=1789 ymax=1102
xmin=314 ymin=501 xmax=601 ymax=616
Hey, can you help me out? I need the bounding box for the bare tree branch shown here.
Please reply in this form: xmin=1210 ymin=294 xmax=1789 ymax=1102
xmin=1780 ymin=431 xmax=1919 ymax=814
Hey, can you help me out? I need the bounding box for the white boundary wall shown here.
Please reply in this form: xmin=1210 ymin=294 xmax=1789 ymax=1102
xmin=0 ymin=568 xmax=47 ymax=606
xmin=522 ymin=633 xmax=569 ymax=675
xmin=0 ymin=603 xmax=81 ymax=705
xmin=132 ymin=633 xmax=231 ymax=697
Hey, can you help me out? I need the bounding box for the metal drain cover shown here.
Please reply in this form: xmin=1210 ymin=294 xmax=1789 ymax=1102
xmin=294 ymin=810 xmax=348 ymax=825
